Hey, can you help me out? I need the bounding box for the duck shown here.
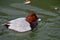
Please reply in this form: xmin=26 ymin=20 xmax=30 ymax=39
xmin=24 ymin=0 xmax=31 ymax=4
xmin=2 ymin=12 xmax=41 ymax=32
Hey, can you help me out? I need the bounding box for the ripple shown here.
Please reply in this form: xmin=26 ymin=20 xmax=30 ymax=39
xmin=57 ymin=10 xmax=60 ymax=13
xmin=10 ymin=3 xmax=58 ymax=16
xmin=0 ymin=7 xmax=28 ymax=16
xmin=47 ymin=16 xmax=60 ymax=22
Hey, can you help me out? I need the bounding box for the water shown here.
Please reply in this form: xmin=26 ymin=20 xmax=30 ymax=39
xmin=0 ymin=0 xmax=60 ymax=40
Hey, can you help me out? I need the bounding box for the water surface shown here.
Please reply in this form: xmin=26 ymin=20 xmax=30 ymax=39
xmin=0 ymin=0 xmax=60 ymax=40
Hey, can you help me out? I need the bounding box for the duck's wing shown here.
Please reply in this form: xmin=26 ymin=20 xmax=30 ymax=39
xmin=8 ymin=18 xmax=31 ymax=32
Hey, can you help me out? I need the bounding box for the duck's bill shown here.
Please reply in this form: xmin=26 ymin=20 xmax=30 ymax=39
xmin=37 ymin=18 xmax=41 ymax=22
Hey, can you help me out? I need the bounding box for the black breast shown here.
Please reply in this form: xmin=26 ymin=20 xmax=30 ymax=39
xmin=30 ymin=21 xmax=38 ymax=30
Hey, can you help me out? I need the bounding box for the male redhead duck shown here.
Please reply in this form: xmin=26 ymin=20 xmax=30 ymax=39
xmin=3 ymin=12 xmax=41 ymax=32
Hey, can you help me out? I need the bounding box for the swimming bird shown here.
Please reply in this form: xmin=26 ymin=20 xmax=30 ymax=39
xmin=2 ymin=12 xmax=41 ymax=32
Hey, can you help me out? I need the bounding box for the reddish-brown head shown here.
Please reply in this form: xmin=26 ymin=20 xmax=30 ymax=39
xmin=26 ymin=12 xmax=38 ymax=23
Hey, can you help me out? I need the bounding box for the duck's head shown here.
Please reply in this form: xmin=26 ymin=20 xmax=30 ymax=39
xmin=26 ymin=12 xmax=38 ymax=23
xmin=26 ymin=12 xmax=39 ymax=30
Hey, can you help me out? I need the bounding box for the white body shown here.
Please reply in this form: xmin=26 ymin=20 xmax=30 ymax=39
xmin=8 ymin=18 xmax=31 ymax=32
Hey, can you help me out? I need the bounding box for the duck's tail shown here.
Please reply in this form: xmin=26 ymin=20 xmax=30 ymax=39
xmin=1 ymin=23 xmax=9 ymax=28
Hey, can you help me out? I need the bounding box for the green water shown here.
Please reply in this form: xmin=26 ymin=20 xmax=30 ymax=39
xmin=0 ymin=0 xmax=60 ymax=40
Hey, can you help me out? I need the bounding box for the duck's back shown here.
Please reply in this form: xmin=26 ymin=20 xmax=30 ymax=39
xmin=8 ymin=18 xmax=31 ymax=32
